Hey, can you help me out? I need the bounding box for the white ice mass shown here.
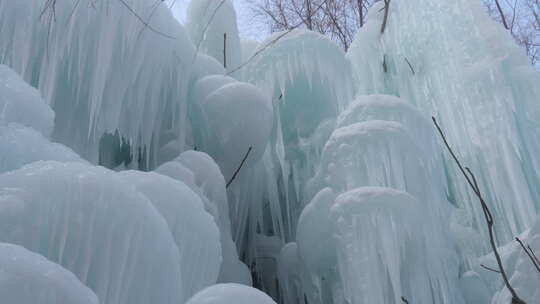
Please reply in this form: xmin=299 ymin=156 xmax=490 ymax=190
xmin=0 ymin=0 xmax=539 ymax=303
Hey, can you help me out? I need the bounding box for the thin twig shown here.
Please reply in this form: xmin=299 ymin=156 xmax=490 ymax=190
xmin=117 ymin=0 xmax=176 ymax=39
xmin=494 ymin=0 xmax=510 ymax=30
xmin=223 ymin=33 xmax=227 ymax=69
xmin=226 ymin=146 xmax=253 ymax=188
xmin=136 ymin=0 xmax=165 ymax=41
xmin=480 ymin=263 xmax=501 ymax=273
xmin=227 ymin=0 xmax=331 ymax=75
xmin=381 ymin=0 xmax=391 ymax=34
xmin=527 ymin=245 xmax=540 ymax=269
xmin=404 ymin=57 xmax=415 ymax=75
xmin=515 ymin=237 xmax=540 ymax=273
xmin=194 ymin=0 xmax=227 ymax=52
xmin=432 ymin=117 xmax=525 ymax=304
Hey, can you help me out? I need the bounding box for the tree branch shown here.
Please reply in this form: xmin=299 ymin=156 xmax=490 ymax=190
xmin=515 ymin=237 xmax=540 ymax=273
xmin=226 ymin=146 xmax=253 ymax=188
xmin=495 ymin=0 xmax=510 ymax=29
xmin=481 ymin=263 xmax=502 ymax=273
xmin=381 ymin=0 xmax=391 ymax=34
xmin=432 ymin=117 xmax=525 ymax=304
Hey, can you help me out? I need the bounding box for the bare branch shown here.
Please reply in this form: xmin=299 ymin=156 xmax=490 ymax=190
xmin=228 ymin=0 xmax=331 ymax=75
xmin=224 ymin=33 xmax=227 ymax=68
xmin=495 ymin=0 xmax=510 ymax=29
xmin=515 ymin=237 xmax=540 ymax=273
xmin=404 ymin=57 xmax=415 ymax=75
xmin=480 ymin=263 xmax=502 ymax=273
xmin=226 ymin=146 xmax=253 ymax=188
xmin=381 ymin=0 xmax=391 ymax=34
xmin=432 ymin=117 xmax=526 ymax=304
xmin=117 ymin=0 xmax=176 ymax=39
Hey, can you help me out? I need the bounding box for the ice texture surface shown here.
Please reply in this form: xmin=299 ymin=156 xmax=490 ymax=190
xmin=0 ymin=0 xmax=195 ymax=166
xmin=185 ymin=0 xmax=242 ymax=74
xmin=348 ymin=0 xmax=540 ymax=244
xmin=119 ymin=170 xmax=222 ymax=299
xmin=0 ymin=243 xmax=98 ymax=304
xmin=0 ymin=124 xmax=85 ymax=173
xmin=0 ymin=161 xmax=184 ymax=304
xmin=0 ymin=65 xmax=53 ymax=136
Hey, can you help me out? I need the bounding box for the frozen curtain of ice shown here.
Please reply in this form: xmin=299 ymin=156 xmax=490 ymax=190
xmin=0 ymin=0 xmax=540 ymax=303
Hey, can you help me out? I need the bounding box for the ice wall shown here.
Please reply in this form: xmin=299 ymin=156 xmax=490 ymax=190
xmin=348 ymin=0 xmax=540 ymax=245
xmin=0 ymin=0 xmax=195 ymax=167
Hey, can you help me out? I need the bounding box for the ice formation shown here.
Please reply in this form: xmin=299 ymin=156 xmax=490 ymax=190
xmin=185 ymin=0 xmax=242 ymax=74
xmin=186 ymin=283 xmax=277 ymax=304
xmin=119 ymin=170 xmax=222 ymax=299
xmin=296 ymin=188 xmax=337 ymax=275
xmin=458 ymin=271 xmax=491 ymax=304
xmin=0 ymin=0 xmax=195 ymax=166
xmin=0 ymin=65 xmax=53 ymax=136
xmin=277 ymin=242 xmax=303 ymax=304
xmin=0 ymin=161 xmax=184 ymax=304
xmin=332 ymin=187 xmax=462 ymax=304
xmin=0 ymin=243 xmax=98 ymax=304
xmin=155 ymin=151 xmax=252 ymax=285
xmin=474 ymin=217 xmax=540 ymax=304
xmin=348 ymin=0 xmax=540 ymax=245
xmin=0 ymin=0 xmax=539 ymax=302
xmin=0 ymin=124 xmax=85 ymax=173
xmin=200 ymin=82 xmax=273 ymax=175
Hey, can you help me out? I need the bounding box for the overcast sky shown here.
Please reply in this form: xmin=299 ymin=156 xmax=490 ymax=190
xmin=166 ymin=0 xmax=267 ymax=40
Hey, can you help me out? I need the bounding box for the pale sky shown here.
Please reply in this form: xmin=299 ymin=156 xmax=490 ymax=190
xmin=166 ymin=0 xmax=267 ymax=40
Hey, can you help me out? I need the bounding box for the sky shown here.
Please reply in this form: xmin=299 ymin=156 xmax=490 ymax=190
xmin=165 ymin=0 xmax=267 ymax=40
